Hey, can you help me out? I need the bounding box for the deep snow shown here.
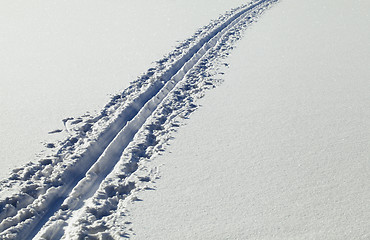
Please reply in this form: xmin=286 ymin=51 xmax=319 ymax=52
xmin=128 ymin=0 xmax=370 ymax=239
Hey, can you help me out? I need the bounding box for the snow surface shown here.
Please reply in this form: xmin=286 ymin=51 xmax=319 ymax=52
xmin=1 ymin=0 xmax=369 ymax=239
xmin=128 ymin=0 xmax=370 ymax=239
xmin=0 ymin=0 xmax=247 ymax=179
xmin=0 ymin=1 xmax=278 ymax=239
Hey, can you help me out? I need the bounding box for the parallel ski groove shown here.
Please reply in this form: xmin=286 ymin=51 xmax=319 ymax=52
xmin=0 ymin=1 xmax=275 ymax=239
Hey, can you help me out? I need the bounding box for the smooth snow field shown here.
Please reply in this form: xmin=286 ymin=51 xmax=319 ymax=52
xmin=1 ymin=0 xmax=370 ymax=239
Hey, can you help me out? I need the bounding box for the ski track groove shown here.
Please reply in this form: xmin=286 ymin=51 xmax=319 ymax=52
xmin=0 ymin=0 xmax=278 ymax=239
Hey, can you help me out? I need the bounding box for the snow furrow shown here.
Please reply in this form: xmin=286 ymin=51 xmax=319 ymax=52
xmin=0 ymin=1 xmax=278 ymax=239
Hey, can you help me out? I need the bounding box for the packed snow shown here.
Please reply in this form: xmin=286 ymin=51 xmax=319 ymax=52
xmin=1 ymin=0 xmax=370 ymax=239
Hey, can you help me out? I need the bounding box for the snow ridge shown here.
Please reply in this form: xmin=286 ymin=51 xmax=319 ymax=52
xmin=0 ymin=0 xmax=278 ymax=239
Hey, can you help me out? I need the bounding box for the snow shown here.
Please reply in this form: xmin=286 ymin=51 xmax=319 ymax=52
xmin=0 ymin=0 xmax=247 ymax=179
xmin=128 ymin=0 xmax=370 ymax=239
xmin=1 ymin=0 xmax=370 ymax=239
xmin=0 ymin=1 xmax=275 ymax=238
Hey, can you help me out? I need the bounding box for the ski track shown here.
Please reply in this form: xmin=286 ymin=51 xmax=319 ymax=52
xmin=0 ymin=1 xmax=278 ymax=239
